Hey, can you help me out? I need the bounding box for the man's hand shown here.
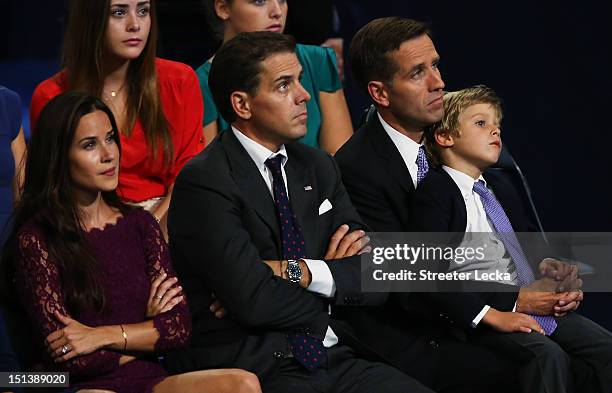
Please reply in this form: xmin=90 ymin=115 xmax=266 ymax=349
xmin=209 ymin=293 xmax=227 ymax=319
xmin=516 ymin=277 xmax=564 ymax=315
xmin=538 ymin=259 xmax=583 ymax=315
xmin=482 ymin=308 xmax=544 ymax=334
xmin=324 ymin=224 xmax=370 ymax=259
xmin=539 ymin=258 xmax=573 ymax=281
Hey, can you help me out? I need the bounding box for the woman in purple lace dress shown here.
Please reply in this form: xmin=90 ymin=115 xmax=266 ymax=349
xmin=0 ymin=92 xmax=261 ymax=393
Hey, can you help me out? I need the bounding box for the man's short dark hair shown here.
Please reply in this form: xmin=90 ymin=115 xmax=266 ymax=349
xmin=349 ymin=17 xmax=430 ymax=93
xmin=209 ymin=31 xmax=297 ymax=124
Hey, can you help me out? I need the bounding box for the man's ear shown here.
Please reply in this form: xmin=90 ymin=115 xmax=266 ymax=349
xmin=231 ymin=92 xmax=252 ymax=121
xmin=435 ymin=128 xmax=455 ymax=147
xmin=214 ymin=0 xmax=230 ymax=20
xmin=367 ymin=81 xmax=390 ymax=107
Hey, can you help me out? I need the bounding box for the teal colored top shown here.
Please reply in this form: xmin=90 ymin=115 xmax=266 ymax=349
xmin=196 ymin=43 xmax=342 ymax=148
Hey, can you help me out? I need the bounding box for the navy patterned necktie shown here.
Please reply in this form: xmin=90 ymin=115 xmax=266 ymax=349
xmin=264 ymin=155 xmax=327 ymax=370
xmin=416 ymin=145 xmax=430 ymax=184
xmin=473 ymin=180 xmax=557 ymax=336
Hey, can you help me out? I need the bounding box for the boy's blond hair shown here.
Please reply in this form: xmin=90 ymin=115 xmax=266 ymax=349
xmin=425 ymin=85 xmax=503 ymax=166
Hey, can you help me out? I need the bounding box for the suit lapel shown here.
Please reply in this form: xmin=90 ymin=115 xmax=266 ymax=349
xmin=440 ymin=169 xmax=469 ymax=232
xmin=366 ymin=115 xmax=416 ymax=194
xmin=222 ymin=131 xmax=282 ymax=244
xmin=285 ymin=145 xmax=319 ymax=256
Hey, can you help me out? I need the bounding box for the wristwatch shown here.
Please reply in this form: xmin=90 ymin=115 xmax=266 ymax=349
xmin=286 ymin=259 xmax=302 ymax=283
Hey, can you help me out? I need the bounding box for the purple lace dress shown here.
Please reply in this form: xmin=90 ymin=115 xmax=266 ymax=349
xmin=13 ymin=208 xmax=191 ymax=393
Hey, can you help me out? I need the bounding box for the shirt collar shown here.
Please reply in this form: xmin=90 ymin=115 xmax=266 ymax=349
xmin=377 ymin=112 xmax=422 ymax=167
xmin=232 ymin=126 xmax=288 ymax=171
xmin=442 ymin=165 xmax=487 ymax=198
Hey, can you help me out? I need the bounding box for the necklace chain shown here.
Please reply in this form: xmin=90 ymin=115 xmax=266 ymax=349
xmin=107 ymin=83 xmax=125 ymax=98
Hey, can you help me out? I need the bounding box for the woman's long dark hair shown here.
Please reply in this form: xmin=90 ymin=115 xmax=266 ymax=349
xmin=1 ymin=92 xmax=130 ymax=313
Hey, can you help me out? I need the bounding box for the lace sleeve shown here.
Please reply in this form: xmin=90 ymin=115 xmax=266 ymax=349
xmin=141 ymin=212 xmax=191 ymax=352
xmin=13 ymin=227 xmax=121 ymax=377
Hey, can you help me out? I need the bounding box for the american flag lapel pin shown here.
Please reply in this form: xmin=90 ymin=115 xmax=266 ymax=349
xmin=304 ymin=185 xmax=313 ymax=191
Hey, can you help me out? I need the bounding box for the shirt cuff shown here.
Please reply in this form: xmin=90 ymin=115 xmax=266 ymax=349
xmin=471 ymin=305 xmax=491 ymax=328
xmin=302 ymin=259 xmax=336 ymax=298
xmin=513 ymin=301 xmax=517 ymax=312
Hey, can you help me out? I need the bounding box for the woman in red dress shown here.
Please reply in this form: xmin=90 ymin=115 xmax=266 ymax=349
xmin=30 ymin=0 xmax=206 ymax=238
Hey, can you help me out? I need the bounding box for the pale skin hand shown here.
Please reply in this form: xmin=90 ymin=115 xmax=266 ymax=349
xmin=46 ymin=311 xmax=112 ymax=362
xmin=482 ymin=308 xmax=544 ymax=334
xmin=46 ymin=311 xmax=162 ymax=362
xmin=324 ymin=224 xmax=371 ymax=259
xmin=146 ymin=271 xmax=184 ymax=318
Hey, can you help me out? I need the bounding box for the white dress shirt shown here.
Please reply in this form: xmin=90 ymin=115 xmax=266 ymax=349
xmin=378 ymin=112 xmax=423 ymax=189
xmin=232 ymin=126 xmax=338 ymax=347
xmin=442 ymin=166 xmax=518 ymax=326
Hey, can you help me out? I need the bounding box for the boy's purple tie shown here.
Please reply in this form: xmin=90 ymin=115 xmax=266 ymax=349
xmin=472 ymin=180 xmax=557 ymax=336
xmin=265 ymin=155 xmax=327 ymax=371
xmin=416 ymin=146 xmax=429 ymax=184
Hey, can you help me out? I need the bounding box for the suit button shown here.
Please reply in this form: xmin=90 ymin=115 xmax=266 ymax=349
xmin=429 ymin=340 xmax=439 ymax=349
xmin=344 ymin=296 xmax=351 ymax=304
xmin=273 ymin=351 xmax=283 ymax=359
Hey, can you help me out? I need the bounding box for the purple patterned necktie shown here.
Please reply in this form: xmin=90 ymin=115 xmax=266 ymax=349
xmin=472 ymin=180 xmax=557 ymax=336
xmin=265 ymin=155 xmax=327 ymax=370
xmin=416 ymin=145 xmax=430 ymax=184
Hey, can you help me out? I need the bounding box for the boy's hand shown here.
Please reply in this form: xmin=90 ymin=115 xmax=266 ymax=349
xmin=554 ymin=290 xmax=583 ymax=316
xmin=482 ymin=308 xmax=544 ymax=334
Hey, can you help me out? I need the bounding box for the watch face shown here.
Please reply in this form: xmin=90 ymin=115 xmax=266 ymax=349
xmin=288 ymin=262 xmax=302 ymax=281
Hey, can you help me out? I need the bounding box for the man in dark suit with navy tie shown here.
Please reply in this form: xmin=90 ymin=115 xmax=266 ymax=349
xmin=166 ymin=31 xmax=432 ymax=393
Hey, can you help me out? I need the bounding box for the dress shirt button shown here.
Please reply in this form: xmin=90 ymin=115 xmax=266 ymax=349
xmin=273 ymin=351 xmax=284 ymax=359
xmin=429 ymin=340 xmax=439 ymax=349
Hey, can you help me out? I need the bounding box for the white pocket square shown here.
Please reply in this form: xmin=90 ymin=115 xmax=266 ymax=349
xmin=318 ymin=199 xmax=333 ymax=215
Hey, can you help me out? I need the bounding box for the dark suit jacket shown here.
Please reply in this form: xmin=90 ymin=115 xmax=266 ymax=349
xmin=165 ymin=129 xmax=385 ymax=381
xmin=334 ymin=114 xmax=519 ymax=385
xmin=411 ymin=167 xmax=538 ymax=234
xmin=409 ymin=166 xmax=549 ymax=313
